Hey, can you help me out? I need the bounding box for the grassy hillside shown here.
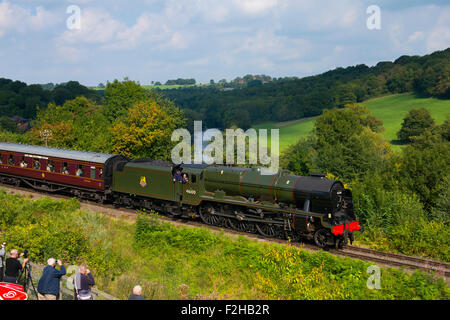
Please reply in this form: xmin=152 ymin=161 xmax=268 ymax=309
xmin=253 ymin=93 xmax=450 ymax=152
xmin=1 ymin=190 xmax=448 ymax=300
xmin=364 ymin=93 xmax=450 ymax=145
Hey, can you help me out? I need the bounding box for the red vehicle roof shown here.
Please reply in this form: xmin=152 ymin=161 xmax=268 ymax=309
xmin=0 ymin=282 xmax=28 ymax=300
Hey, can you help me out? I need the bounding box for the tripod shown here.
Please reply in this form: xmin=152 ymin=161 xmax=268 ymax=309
xmin=20 ymin=261 xmax=38 ymax=300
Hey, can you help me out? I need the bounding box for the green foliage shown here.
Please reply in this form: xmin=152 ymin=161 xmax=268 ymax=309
xmin=0 ymin=79 xmax=101 ymax=119
xmin=110 ymin=99 xmax=185 ymax=160
xmin=26 ymin=97 xmax=113 ymax=153
xmin=0 ymin=191 xmax=124 ymax=278
xmin=352 ymin=180 xmax=424 ymax=232
xmin=280 ymin=104 xmax=449 ymax=261
xmin=104 ymin=78 xmax=148 ymax=122
xmin=0 ymin=116 xmax=18 ymax=132
xmin=281 ymin=104 xmax=391 ymax=180
xmin=165 ymin=78 xmax=196 ymax=86
xmin=430 ymin=175 xmax=450 ymax=224
xmin=161 ymin=49 xmax=450 ymax=129
xmin=135 ymin=213 xmax=220 ymax=254
xmin=397 ymin=108 xmax=436 ymax=143
xmin=280 ymin=136 xmax=316 ymax=176
xmin=311 ymin=104 xmax=391 ymax=181
xmin=134 ymin=213 xmax=448 ymax=300
xmin=1 ymin=191 xmax=448 ymax=300
xmin=396 ymin=130 xmax=450 ymax=210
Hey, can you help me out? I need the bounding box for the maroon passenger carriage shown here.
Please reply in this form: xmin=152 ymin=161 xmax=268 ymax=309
xmin=0 ymin=142 xmax=129 ymax=202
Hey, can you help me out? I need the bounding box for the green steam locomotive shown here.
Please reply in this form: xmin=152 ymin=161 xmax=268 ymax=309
xmin=112 ymin=159 xmax=362 ymax=248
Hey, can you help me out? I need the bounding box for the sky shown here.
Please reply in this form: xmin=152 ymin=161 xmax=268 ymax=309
xmin=0 ymin=0 xmax=449 ymax=86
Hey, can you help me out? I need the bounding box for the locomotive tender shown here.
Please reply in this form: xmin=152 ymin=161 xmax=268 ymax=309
xmin=0 ymin=142 xmax=361 ymax=248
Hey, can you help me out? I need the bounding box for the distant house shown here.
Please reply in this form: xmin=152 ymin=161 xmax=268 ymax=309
xmin=9 ymin=115 xmax=31 ymax=131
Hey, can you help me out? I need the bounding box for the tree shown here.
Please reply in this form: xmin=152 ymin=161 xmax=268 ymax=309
xmin=27 ymin=97 xmax=112 ymax=153
xmin=111 ymin=100 xmax=184 ymax=160
xmin=312 ymin=104 xmax=390 ymax=181
xmin=336 ymin=86 xmax=357 ymax=107
xmin=430 ymin=174 xmax=450 ymax=224
xmin=104 ymin=78 xmax=148 ymax=122
xmin=280 ymin=137 xmax=316 ymax=176
xmin=0 ymin=116 xmax=17 ymax=132
xmin=397 ymin=128 xmax=450 ymax=211
xmin=397 ymin=108 xmax=435 ymax=143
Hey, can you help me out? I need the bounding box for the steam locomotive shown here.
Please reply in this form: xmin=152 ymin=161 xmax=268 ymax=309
xmin=0 ymin=142 xmax=362 ymax=248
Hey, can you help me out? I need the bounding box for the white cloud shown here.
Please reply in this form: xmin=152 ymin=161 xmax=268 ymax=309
xmin=234 ymin=29 xmax=309 ymax=60
xmin=426 ymin=9 xmax=450 ymax=52
xmin=232 ymin=0 xmax=278 ymax=15
xmin=427 ymin=27 xmax=450 ymax=52
xmin=56 ymin=5 xmax=193 ymax=53
xmin=0 ymin=1 xmax=59 ymax=36
xmin=408 ymin=31 xmax=424 ymax=42
xmin=58 ymin=8 xmax=123 ymax=44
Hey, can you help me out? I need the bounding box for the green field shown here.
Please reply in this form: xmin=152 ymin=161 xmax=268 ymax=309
xmin=253 ymin=117 xmax=316 ymax=152
xmin=253 ymin=93 xmax=450 ymax=152
xmin=364 ymin=93 xmax=450 ymax=143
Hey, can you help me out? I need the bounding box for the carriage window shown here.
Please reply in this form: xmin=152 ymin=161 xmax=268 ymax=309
xmin=8 ymin=155 xmax=14 ymax=165
xmin=99 ymin=168 xmax=103 ymax=178
xmin=33 ymin=159 xmax=40 ymax=170
xmin=47 ymin=160 xmax=55 ymax=172
xmin=0 ymin=154 xmax=2 ymax=164
xmin=20 ymin=157 xmax=28 ymax=168
xmin=62 ymin=162 xmax=69 ymax=174
xmin=76 ymin=165 xmax=84 ymax=177
xmin=90 ymin=166 xmax=96 ymax=179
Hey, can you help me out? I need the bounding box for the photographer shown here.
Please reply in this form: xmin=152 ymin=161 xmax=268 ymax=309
xmin=0 ymin=243 xmax=5 ymax=281
xmin=73 ymin=265 xmax=95 ymax=300
xmin=37 ymin=258 xmax=66 ymax=300
xmin=3 ymin=249 xmax=28 ymax=284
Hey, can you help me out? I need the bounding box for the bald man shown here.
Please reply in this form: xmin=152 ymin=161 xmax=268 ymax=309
xmin=3 ymin=249 xmax=28 ymax=284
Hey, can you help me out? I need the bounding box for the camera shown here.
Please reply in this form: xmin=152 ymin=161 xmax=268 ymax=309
xmin=1 ymin=242 xmax=5 ymax=247
xmin=23 ymin=249 xmax=28 ymax=258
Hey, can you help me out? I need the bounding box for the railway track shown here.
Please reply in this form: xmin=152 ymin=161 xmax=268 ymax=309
xmin=1 ymin=184 xmax=449 ymax=281
xmin=332 ymin=245 xmax=450 ymax=278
